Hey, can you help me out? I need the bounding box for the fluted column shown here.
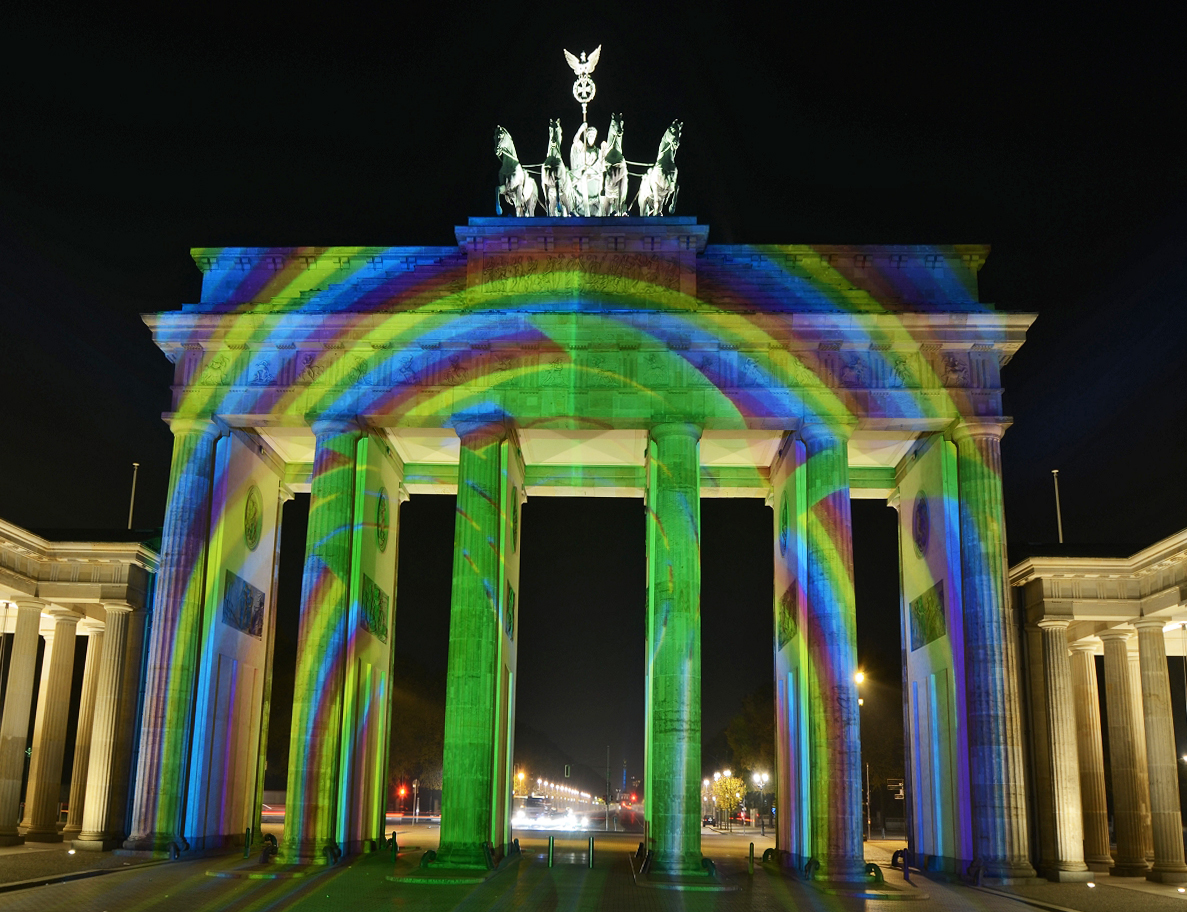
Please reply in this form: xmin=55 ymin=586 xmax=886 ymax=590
xmin=1100 ymin=631 xmax=1148 ymax=875
xmin=1126 ymin=648 xmax=1154 ymax=862
xmin=1037 ymin=620 xmax=1090 ymax=880
xmin=74 ymin=605 xmax=132 ymax=850
xmin=643 ymin=422 xmax=704 ymax=877
xmin=1070 ymin=644 xmax=1111 ymax=871
xmin=22 ymin=609 xmax=80 ymax=841
xmin=0 ymin=599 xmax=44 ymax=845
xmin=1133 ymin=618 xmax=1187 ymax=883
xmin=279 ymin=418 xmax=361 ymax=864
xmin=125 ymin=417 xmax=220 ymax=852
xmin=436 ymin=418 xmax=510 ymax=870
xmin=801 ymin=422 xmax=864 ymax=882
xmin=951 ymin=419 xmax=1034 ymax=879
xmin=61 ymin=622 xmax=104 ymax=840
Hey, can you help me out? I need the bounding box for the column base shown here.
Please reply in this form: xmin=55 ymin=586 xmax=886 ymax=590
xmin=1086 ymin=856 xmax=1113 ymax=873
xmin=1147 ymin=866 xmax=1187 ymax=884
xmin=428 ymin=841 xmax=496 ymax=870
xmin=647 ymin=850 xmax=708 ymax=879
xmin=276 ymin=838 xmax=343 ymax=866
xmin=0 ymin=832 xmax=25 ymax=847
xmin=814 ymin=856 xmax=870 ymax=883
xmin=122 ymin=833 xmax=188 ymax=854
xmin=1043 ymin=867 xmax=1094 ymax=882
xmin=1109 ymin=861 xmax=1150 ymax=877
xmin=982 ymin=859 xmax=1039 ymax=882
xmin=61 ymin=826 xmax=81 ymax=841
xmin=74 ymin=835 xmax=124 ymax=851
xmin=23 ymin=828 xmax=63 ymax=843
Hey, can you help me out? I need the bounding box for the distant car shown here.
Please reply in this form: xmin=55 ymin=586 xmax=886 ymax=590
xmin=703 ymin=816 xmax=715 ymax=826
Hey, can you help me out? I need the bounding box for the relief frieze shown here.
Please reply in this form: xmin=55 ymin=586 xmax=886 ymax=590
xmin=479 ymin=252 xmax=680 ymax=296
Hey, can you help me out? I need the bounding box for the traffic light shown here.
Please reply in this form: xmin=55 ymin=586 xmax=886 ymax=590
xmin=398 ymin=785 xmax=406 ymax=798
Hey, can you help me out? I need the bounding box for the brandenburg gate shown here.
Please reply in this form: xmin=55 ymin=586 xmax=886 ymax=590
xmin=124 ymin=214 xmax=1043 ymax=881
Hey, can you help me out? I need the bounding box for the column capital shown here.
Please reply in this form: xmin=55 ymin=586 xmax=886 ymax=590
xmin=1070 ymin=641 xmax=1099 ymax=655
xmin=168 ymin=416 xmax=220 ymax=438
xmin=1037 ymin=617 xmax=1072 ymax=632
xmin=798 ymin=420 xmax=855 ymax=446
xmin=43 ymin=606 xmax=82 ymax=627
xmin=950 ymin=417 xmax=1013 ymax=443
xmin=11 ymin=597 xmax=46 ymax=614
xmin=101 ymin=602 xmax=134 ymax=617
xmin=1132 ymin=616 xmax=1169 ymax=633
xmin=1098 ymin=628 xmax=1133 ymax=643
xmin=308 ymin=415 xmax=364 ymax=438
xmin=448 ymin=410 xmax=510 ymax=444
xmin=77 ymin=618 xmax=105 ymax=636
xmin=649 ymin=421 xmax=702 ymax=442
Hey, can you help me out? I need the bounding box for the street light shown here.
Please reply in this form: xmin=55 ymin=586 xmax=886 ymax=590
xmin=752 ymin=771 xmax=770 ymax=835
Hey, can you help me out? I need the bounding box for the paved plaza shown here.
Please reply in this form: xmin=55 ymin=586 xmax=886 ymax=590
xmin=2 ymin=827 xmax=1185 ymax=912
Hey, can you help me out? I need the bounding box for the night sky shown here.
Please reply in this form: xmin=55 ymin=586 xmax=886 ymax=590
xmin=2 ymin=6 xmax=1184 ymax=795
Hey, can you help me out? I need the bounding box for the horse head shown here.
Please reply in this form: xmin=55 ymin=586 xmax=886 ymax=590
xmin=545 ymin=119 xmax=564 ymax=162
xmin=659 ymin=120 xmax=682 ymax=165
xmin=494 ymin=125 xmax=517 ymax=162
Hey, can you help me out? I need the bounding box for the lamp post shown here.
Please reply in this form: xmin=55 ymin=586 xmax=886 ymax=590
xmin=752 ymin=771 xmax=769 ymax=835
xmin=856 ymin=670 xmax=870 ymax=841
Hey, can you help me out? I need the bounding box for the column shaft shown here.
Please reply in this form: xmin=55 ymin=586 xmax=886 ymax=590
xmin=75 ymin=606 xmax=132 ymax=850
xmin=1070 ymin=646 xmax=1111 ymax=870
xmin=1100 ymin=632 xmax=1148 ymax=875
xmin=22 ymin=612 xmax=80 ymax=841
xmin=436 ymin=424 xmax=509 ymax=869
xmin=1134 ymin=619 xmax=1187 ymax=882
xmin=125 ymin=419 xmax=219 ymax=852
xmin=0 ymin=601 xmax=43 ymax=845
xmin=952 ymin=421 xmax=1034 ymax=879
xmin=1037 ymin=620 xmax=1089 ymax=879
xmin=1127 ymin=650 xmax=1154 ymax=861
xmin=62 ymin=628 xmax=103 ymax=839
xmin=279 ymin=419 xmax=361 ymax=864
xmin=802 ymin=424 xmax=864 ymax=882
xmin=644 ymin=423 xmax=704 ymax=877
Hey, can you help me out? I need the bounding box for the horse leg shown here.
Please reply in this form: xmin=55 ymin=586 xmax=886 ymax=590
xmin=496 ymin=183 xmax=505 ymax=216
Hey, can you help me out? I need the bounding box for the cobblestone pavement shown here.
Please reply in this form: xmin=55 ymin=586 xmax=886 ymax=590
xmin=0 ymin=829 xmax=1182 ymax=912
xmin=0 ymin=840 xmax=160 ymax=887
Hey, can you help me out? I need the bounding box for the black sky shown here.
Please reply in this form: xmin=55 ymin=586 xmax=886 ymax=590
xmin=1 ymin=4 xmax=1184 ymax=791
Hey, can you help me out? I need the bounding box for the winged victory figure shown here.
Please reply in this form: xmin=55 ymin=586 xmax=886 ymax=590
xmin=563 ymin=45 xmax=601 ymax=78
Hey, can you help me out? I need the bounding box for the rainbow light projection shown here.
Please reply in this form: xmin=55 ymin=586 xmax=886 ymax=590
xmin=128 ymin=217 xmax=1034 ymax=880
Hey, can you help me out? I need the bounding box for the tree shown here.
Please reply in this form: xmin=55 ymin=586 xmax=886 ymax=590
xmin=711 ymin=772 xmax=745 ymax=824
xmin=725 ymin=683 xmax=774 ymax=775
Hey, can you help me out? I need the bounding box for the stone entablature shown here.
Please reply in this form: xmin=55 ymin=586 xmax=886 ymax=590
xmin=0 ymin=518 xmax=159 ymax=624
xmin=1011 ymin=527 xmax=1187 ymax=642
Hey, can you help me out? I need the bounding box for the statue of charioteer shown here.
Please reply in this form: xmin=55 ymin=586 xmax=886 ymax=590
xmin=493 ymin=46 xmax=681 ymax=218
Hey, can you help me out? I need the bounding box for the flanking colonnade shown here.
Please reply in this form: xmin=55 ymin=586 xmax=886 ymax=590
xmin=0 ymin=521 xmax=156 ymax=851
xmin=125 ymin=218 xmax=1041 ymax=881
xmin=1014 ymin=535 xmax=1187 ymax=884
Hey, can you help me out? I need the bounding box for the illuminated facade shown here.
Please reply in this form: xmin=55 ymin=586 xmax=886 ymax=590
xmin=125 ymin=216 xmax=1038 ymax=880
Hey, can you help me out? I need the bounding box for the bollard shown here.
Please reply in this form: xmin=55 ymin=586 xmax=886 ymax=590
xmin=749 ymin=842 xmax=754 ymax=875
xmin=588 ymin=835 xmax=594 ymax=868
xmin=548 ymin=835 xmax=555 ymax=868
xmin=243 ymin=827 xmax=252 ymax=858
xmin=391 ymin=832 xmax=399 ymax=862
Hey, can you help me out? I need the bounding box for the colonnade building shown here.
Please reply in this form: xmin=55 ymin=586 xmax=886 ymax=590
xmin=0 ymin=519 xmax=156 ymax=849
xmin=0 ymin=216 xmax=1182 ymax=884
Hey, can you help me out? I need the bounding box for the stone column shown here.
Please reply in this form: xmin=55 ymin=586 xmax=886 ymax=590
xmin=801 ymin=423 xmax=864 ymax=882
xmin=1127 ymin=648 xmax=1154 ymax=862
xmin=279 ymin=418 xmax=361 ymax=864
xmin=951 ymin=419 xmax=1035 ymax=880
xmin=0 ymin=599 xmax=44 ymax=845
xmin=1100 ymin=631 xmax=1148 ymax=875
xmin=22 ymin=609 xmax=80 ymax=841
xmin=61 ymin=622 xmax=104 ymax=840
xmin=125 ymin=418 xmax=220 ymax=853
xmin=106 ymin=607 xmax=146 ymax=843
xmin=643 ymin=423 xmax=704 ymax=877
xmin=436 ymin=418 xmax=509 ymax=870
xmin=1069 ymin=644 xmax=1112 ymax=871
xmin=1036 ymin=620 xmax=1090 ymax=880
xmin=1133 ymin=618 xmax=1187 ymax=883
xmin=75 ymin=604 xmax=132 ymax=850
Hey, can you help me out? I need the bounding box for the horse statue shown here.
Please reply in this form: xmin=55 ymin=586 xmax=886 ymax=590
xmin=599 ymin=113 xmax=629 ymax=216
xmin=494 ymin=125 xmax=540 ymax=217
xmin=636 ymin=119 xmax=681 ymax=217
xmin=540 ymin=119 xmax=574 ymax=216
